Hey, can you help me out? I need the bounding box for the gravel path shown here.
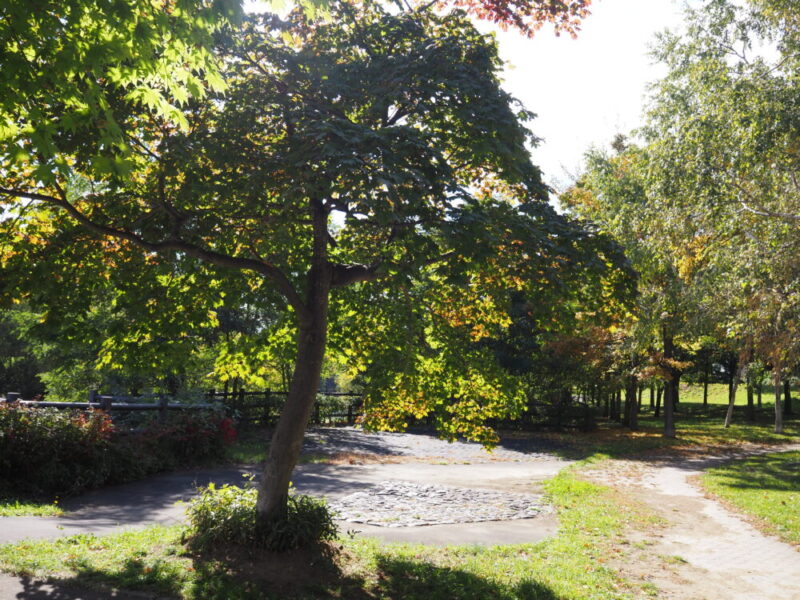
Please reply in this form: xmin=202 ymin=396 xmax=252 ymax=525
xmin=302 ymin=426 xmax=565 ymax=462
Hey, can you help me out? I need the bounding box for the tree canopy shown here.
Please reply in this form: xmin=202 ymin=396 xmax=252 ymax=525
xmin=0 ymin=0 xmax=631 ymax=522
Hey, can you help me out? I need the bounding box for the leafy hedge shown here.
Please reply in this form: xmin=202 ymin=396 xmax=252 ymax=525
xmin=0 ymin=404 xmax=236 ymax=498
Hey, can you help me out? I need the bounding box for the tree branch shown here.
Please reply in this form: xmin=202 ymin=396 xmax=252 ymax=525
xmin=0 ymin=186 xmax=309 ymax=318
xmin=330 ymin=250 xmax=455 ymax=287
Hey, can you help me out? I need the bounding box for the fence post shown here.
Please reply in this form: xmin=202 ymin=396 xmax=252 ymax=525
xmin=158 ymin=394 xmax=168 ymax=423
xmin=6 ymin=392 xmax=20 ymax=403
xmin=314 ymin=394 xmax=321 ymax=425
xmin=100 ymin=395 xmax=112 ymax=411
xmin=263 ymin=389 xmax=271 ymax=425
xmin=88 ymin=389 xmax=98 ymax=406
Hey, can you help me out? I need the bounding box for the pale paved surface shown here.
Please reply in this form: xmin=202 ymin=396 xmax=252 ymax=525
xmin=0 ymin=460 xmax=568 ymax=545
xmin=589 ymin=444 xmax=800 ymax=600
xmin=0 ymin=429 xmax=569 ymax=598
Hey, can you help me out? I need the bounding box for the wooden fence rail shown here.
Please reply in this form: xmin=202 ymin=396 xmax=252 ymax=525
xmin=0 ymin=388 xmax=364 ymax=427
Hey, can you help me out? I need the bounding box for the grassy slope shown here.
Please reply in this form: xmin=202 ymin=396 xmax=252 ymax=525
xmin=700 ymin=450 xmax=800 ymax=545
xmin=0 ymin=468 xmax=659 ymax=599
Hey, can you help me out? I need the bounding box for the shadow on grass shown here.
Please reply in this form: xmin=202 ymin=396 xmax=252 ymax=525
xmin=28 ymin=543 xmax=565 ymax=600
xmin=703 ymin=451 xmax=800 ymax=493
xmin=527 ymin=402 xmax=800 ymax=462
xmin=371 ymin=556 xmax=560 ymax=600
xmin=6 ymin=573 xmax=150 ymax=599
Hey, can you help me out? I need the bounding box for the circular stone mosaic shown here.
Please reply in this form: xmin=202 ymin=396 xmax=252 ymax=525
xmin=328 ymin=480 xmax=550 ymax=527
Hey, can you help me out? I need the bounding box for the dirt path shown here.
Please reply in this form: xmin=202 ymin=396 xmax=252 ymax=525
xmin=588 ymin=444 xmax=800 ymax=600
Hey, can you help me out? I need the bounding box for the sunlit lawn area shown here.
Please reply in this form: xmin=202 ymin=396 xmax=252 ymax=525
xmin=0 ymin=498 xmax=63 ymax=517
xmin=700 ymin=451 xmax=800 ymax=545
xmin=0 ymin=469 xmax=659 ymax=599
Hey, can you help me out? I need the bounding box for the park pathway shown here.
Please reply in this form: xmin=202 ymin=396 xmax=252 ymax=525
xmin=589 ymin=443 xmax=800 ymax=600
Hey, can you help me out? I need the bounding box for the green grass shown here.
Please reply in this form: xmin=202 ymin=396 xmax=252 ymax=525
xmin=700 ymin=450 xmax=800 ymax=545
xmin=0 ymin=498 xmax=63 ymax=517
xmin=225 ymin=428 xmax=267 ymax=464
xmin=543 ymin=384 xmax=800 ymax=461
xmin=0 ymin=467 xmax=660 ymax=599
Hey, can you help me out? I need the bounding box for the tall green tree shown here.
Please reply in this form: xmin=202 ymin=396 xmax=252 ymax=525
xmin=1 ymin=2 xmax=631 ymax=524
xmin=643 ymin=0 xmax=800 ymax=433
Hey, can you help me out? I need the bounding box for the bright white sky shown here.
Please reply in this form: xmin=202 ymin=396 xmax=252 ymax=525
xmin=247 ymin=0 xmax=690 ymax=191
xmin=478 ymin=0 xmax=687 ymax=192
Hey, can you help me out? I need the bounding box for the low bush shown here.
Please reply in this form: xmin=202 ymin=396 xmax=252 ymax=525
xmin=0 ymin=403 xmax=236 ymax=497
xmin=184 ymin=478 xmax=338 ymax=552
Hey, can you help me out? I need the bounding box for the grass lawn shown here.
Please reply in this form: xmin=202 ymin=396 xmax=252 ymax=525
xmin=0 ymin=468 xmax=660 ymax=599
xmin=700 ymin=450 xmax=800 ymax=545
xmin=0 ymin=498 xmax=63 ymax=517
xmin=538 ymin=383 xmax=800 ymax=461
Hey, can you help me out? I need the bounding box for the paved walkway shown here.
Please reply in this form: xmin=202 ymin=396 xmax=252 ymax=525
xmin=587 ymin=444 xmax=800 ymax=600
xmin=0 ymin=428 xmax=569 ymax=598
xmin=1 ymin=428 xmax=570 ymax=547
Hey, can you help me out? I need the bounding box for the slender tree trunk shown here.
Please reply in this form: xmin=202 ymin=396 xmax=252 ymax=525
xmin=649 ymin=383 xmax=655 ymax=409
xmin=757 ymin=383 xmax=762 ymax=409
xmin=655 ymin=384 xmax=662 ymax=418
xmin=724 ymin=359 xmax=741 ymax=428
xmin=775 ymin=372 xmax=784 ymax=434
xmin=703 ymin=359 xmax=710 ymax=409
xmin=637 ymin=384 xmax=643 ymax=413
xmin=256 ymin=201 xmax=332 ymax=524
xmin=783 ymin=380 xmax=793 ymax=416
xmin=603 ymin=391 xmax=610 ymax=418
xmin=662 ymin=326 xmax=676 ymax=438
xmin=746 ymin=380 xmax=755 ymax=422
xmin=610 ymin=388 xmax=620 ymax=422
xmin=626 ymin=376 xmax=639 ymax=430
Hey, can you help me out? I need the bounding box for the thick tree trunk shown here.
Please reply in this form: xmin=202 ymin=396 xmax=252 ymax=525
xmin=662 ymin=326 xmax=676 ymax=438
xmin=256 ymin=318 xmax=328 ymax=522
xmin=775 ymin=372 xmax=784 ymax=434
xmin=783 ymin=380 xmax=793 ymax=416
xmin=256 ymin=200 xmax=332 ymax=524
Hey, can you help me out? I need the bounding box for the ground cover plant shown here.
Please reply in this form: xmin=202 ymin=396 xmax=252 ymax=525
xmin=0 ymin=404 xmax=236 ymax=500
xmin=700 ymin=451 xmax=800 ymax=545
xmin=0 ymin=498 xmax=63 ymax=517
xmin=0 ymin=468 xmax=659 ymax=599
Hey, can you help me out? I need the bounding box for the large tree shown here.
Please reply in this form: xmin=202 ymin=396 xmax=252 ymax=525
xmin=1 ymin=1 xmax=628 ymax=525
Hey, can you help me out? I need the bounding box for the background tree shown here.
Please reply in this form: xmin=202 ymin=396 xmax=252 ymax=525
xmin=643 ymin=0 xmax=800 ymax=433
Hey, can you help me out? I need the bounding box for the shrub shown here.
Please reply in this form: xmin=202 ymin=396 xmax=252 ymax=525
xmin=0 ymin=405 xmax=114 ymax=496
xmin=0 ymin=403 xmax=237 ymax=497
xmin=184 ymin=478 xmax=338 ymax=553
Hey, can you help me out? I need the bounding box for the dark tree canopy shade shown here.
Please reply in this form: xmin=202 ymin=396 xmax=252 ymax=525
xmin=0 ymin=1 xmax=628 ymax=524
